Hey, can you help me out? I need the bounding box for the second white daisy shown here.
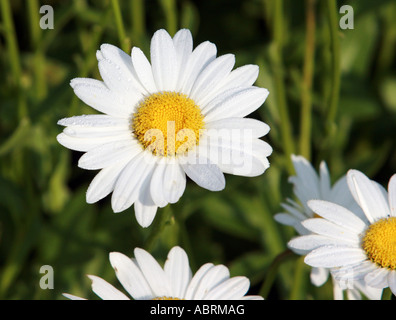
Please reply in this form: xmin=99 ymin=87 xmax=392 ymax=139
xmin=275 ymin=155 xmax=381 ymax=299
xmin=57 ymin=29 xmax=272 ymax=227
xmin=63 ymin=246 xmax=263 ymax=300
xmin=288 ymin=169 xmax=396 ymax=296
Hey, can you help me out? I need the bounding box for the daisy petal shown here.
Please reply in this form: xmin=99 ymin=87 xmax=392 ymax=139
xmin=388 ymin=271 xmax=396 ymax=295
xmin=56 ymin=132 xmax=132 ymax=152
xmin=57 ymin=115 xmax=128 ymax=128
xmin=98 ymin=43 xmax=146 ymax=94
xmin=196 ymin=64 xmax=259 ymax=107
xmin=150 ymin=160 xmax=169 ymax=208
xmin=201 ymin=137 xmax=271 ymax=177
xmin=86 ymin=158 xmax=130 ymax=203
xmin=190 ymin=54 xmax=235 ymax=106
xmin=204 ymin=277 xmax=250 ymax=300
xmin=310 ymin=267 xmax=329 ymax=287
xmin=184 ymin=263 xmax=214 ymax=300
xmin=62 ymin=293 xmax=87 ymax=300
xmin=319 ymin=161 xmax=331 ymax=196
xmin=332 ymin=260 xmax=377 ymax=281
xmin=364 ymin=268 xmax=390 ymax=289
xmin=304 ymin=246 xmax=367 ymax=268
xmin=134 ymin=169 xmax=158 ymax=228
xmin=70 ymin=78 xmax=131 ymax=117
xmin=163 ymin=161 xmax=187 ymax=203
xmin=88 ymin=275 xmax=129 ymax=300
xmin=109 ymin=252 xmax=153 ymax=300
xmin=302 ymin=218 xmax=360 ymax=244
xmin=290 ymin=154 xmax=320 ymax=200
xmin=172 ymin=29 xmax=193 ymax=91
xmin=180 ymin=41 xmax=217 ymax=95
xmin=274 ymin=213 xmax=298 ymax=226
xmin=222 ymin=64 xmax=259 ymax=89
xmin=204 ymin=87 xmax=269 ymax=122
xmin=164 ymin=246 xmax=192 ymax=298
xmin=241 ymin=296 xmax=264 ymax=300
xmin=98 ymin=58 xmax=142 ymax=105
xmin=63 ymin=125 xmax=128 ymax=139
xmin=190 ymin=264 xmax=230 ymax=300
xmin=388 ymin=174 xmax=396 ymax=217
xmin=206 ymin=117 xmax=270 ymax=139
xmin=288 ymin=234 xmax=348 ymax=252
xmin=78 ymin=139 xmax=140 ymax=170
xmin=131 ymin=47 xmax=157 ymax=93
xmin=98 ymin=44 xmax=133 ymax=73
xmin=347 ymin=169 xmax=390 ymax=223
xmin=150 ymin=29 xmax=178 ymax=91
xmin=307 ymin=200 xmax=367 ymax=234
xmin=134 ymin=248 xmax=172 ymax=298
xmin=182 ymin=157 xmax=225 ymax=192
xmin=111 ymin=152 xmax=154 ymax=213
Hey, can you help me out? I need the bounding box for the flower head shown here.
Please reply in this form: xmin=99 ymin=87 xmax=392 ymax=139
xmin=288 ymin=169 xmax=396 ymax=297
xmin=275 ymin=156 xmax=381 ymax=299
xmin=63 ymin=246 xmax=263 ymax=300
xmin=57 ymin=29 xmax=272 ymax=227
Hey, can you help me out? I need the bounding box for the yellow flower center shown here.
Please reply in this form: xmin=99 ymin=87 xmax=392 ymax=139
xmin=152 ymin=297 xmax=184 ymax=300
xmin=362 ymin=217 xmax=396 ymax=270
xmin=132 ymin=92 xmax=204 ymax=157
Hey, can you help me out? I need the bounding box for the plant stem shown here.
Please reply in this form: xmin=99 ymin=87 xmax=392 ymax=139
xmin=111 ymin=0 xmax=130 ymax=52
xmin=130 ymin=0 xmax=145 ymax=48
xmin=270 ymin=0 xmax=295 ymax=174
xmin=299 ymin=0 xmax=316 ymax=161
xmin=159 ymin=0 xmax=178 ymax=36
xmin=0 ymin=0 xmax=27 ymax=118
xmin=325 ymin=0 xmax=341 ymax=132
xmin=289 ymin=256 xmax=307 ymax=299
xmin=27 ymin=0 xmax=47 ymax=100
xmin=144 ymin=205 xmax=174 ymax=251
xmin=259 ymin=249 xmax=296 ymax=299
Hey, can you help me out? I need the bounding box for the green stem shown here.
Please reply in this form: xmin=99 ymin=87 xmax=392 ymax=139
xmin=111 ymin=0 xmax=130 ymax=52
xmin=289 ymin=256 xmax=307 ymax=300
xmin=258 ymin=249 xmax=295 ymax=299
xmin=325 ymin=0 xmax=341 ymax=131
xmin=27 ymin=0 xmax=47 ymax=100
xmin=159 ymin=0 xmax=178 ymax=36
xmin=0 ymin=0 xmax=27 ymax=118
xmin=130 ymin=0 xmax=145 ymax=48
xmin=270 ymin=0 xmax=295 ymax=174
xmin=144 ymin=205 xmax=174 ymax=251
xmin=299 ymin=0 xmax=316 ymax=161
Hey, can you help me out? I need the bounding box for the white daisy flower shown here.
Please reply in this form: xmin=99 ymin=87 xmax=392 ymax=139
xmin=275 ymin=156 xmax=381 ymax=299
xmin=288 ymin=169 xmax=396 ymax=297
xmin=63 ymin=246 xmax=263 ymax=300
xmin=57 ymin=29 xmax=272 ymax=228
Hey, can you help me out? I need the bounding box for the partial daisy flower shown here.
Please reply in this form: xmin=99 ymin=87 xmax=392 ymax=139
xmin=57 ymin=28 xmax=271 ymax=228
xmin=274 ymin=155 xmax=364 ymax=236
xmin=274 ymin=155 xmax=381 ymax=300
xmin=63 ymin=246 xmax=263 ymax=300
xmin=288 ymin=169 xmax=396 ymax=297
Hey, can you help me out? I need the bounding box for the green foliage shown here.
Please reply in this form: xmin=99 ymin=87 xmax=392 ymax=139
xmin=0 ymin=0 xmax=395 ymax=300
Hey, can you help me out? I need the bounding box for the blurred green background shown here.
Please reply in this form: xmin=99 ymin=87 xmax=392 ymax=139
xmin=1 ymin=0 xmax=396 ymax=300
